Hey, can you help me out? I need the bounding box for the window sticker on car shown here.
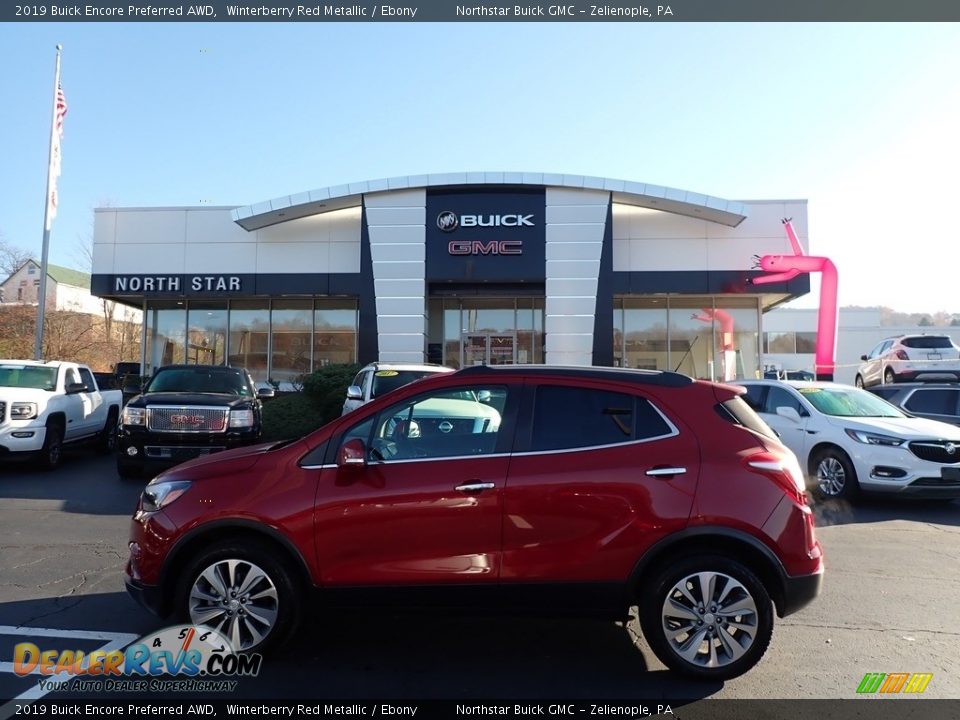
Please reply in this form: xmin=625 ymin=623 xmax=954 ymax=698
xmin=798 ymin=388 xmax=822 ymax=394
xmin=375 ymin=370 xmax=399 ymax=377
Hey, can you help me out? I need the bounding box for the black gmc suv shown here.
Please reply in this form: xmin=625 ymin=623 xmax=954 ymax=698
xmin=116 ymin=365 xmax=273 ymax=479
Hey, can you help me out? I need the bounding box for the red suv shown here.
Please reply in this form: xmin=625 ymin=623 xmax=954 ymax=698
xmin=125 ymin=366 xmax=822 ymax=680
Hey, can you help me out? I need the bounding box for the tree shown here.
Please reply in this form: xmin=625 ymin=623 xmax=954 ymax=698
xmin=918 ymin=315 xmax=933 ymax=327
xmin=0 ymin=235 xmax=32 ymax=279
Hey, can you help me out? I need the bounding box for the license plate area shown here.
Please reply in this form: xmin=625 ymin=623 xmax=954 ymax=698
xmin=927 ymin=352 xmax=942 ymax=360
xmin=941 ymin=466 xmax=960 ymax=481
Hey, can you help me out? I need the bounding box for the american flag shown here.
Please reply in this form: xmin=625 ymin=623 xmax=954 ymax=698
xmin=46 ymin=82 xmax=68 ymax=229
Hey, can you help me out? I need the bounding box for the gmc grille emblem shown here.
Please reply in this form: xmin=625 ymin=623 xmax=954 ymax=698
xmin=170 ymin=414 xmax=205 ymax=426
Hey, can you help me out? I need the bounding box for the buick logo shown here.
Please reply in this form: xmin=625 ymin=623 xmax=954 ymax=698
xmin=437 ymin=211 xmax=459 ymax=232
xmin=946 ymin=443 xmax=957 ymax=455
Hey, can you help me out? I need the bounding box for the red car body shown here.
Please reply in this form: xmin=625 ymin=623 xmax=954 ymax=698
xmin=126 ymin=365 xmax=822 ymax=679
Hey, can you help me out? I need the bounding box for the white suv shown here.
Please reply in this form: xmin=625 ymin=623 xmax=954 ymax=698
xmin=856 ymin=334 xmax=960 ymax=387
xmin=341 ymin=363 xmax=453 ymax=415
xmin=737 ymin=379 xmax=960 ymax=501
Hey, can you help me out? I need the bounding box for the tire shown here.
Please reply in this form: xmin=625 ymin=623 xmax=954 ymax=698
xmin=175 ymin=539 xmax=302 ymax=654
xmin=854 ymin=375 xmax=864 ymax=389
xmin=117 ymin=459 xmax=143 ymax=480
xmin=883 ymin=367 xmax=896 ymax=385
xmin=96 ymin=408 xmax=119 ymax=454
xmin=639 ymin=555 xmax=774 ymax=681
xmin=37 ymin=422 xmax=64 ymax=471
xmin=811 ymin=447 xmax=860 ymax=501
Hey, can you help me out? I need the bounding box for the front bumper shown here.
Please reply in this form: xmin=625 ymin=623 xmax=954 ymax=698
xmin=124 ymin=575 xmax=167 ymax=617
xmin=0 ymin=422 xmax=48 ymax=454
xmin=850 ymin=445 xmax=960 ymax=498
xmin=118 ymin=426 xmax=259 ymax=470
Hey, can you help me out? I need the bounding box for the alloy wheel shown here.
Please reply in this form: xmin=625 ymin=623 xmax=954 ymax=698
xmin=817 ymin=456 xmax=846 ymax=496
xmin=660 ymin=571 xmax=759 ymax=668
xmin=188 ymin=559 xmax=279 ymax=651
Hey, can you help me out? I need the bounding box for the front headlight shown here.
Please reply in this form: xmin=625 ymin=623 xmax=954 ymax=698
xmin=229 ymin=408 xmax=255 ymax=428
xmin=141 ymin=480 xmax=192 ymax=513
xmin=845 ymin=429 xmax=904 ymax=447
xmin=122 ymin=406 xmax=145 ymax=426
xmin=11 ymin=402 xmax=38 ymax=420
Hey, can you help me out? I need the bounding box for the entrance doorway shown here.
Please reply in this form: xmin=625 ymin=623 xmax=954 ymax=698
xmin=462 ymin=333 xmax=516 ymax=366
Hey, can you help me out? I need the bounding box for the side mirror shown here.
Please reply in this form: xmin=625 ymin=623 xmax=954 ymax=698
xmin=346 ymin=385 xmax=363 ymax=401
xmin=337 ymin=438 xmax=367 ymax=468
xmin=776 ymin=406 xmax=803 ymax=423
xmin=257 ymin=387 xmax=276 ymax=399
xmin=860 ymin=354 xmax=869 ymax=361
xmin=67 ymin=382 xmax=87 ymax=394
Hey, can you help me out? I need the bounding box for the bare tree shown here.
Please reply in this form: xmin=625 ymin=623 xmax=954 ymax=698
xmin=0 ymin=235 xmax=32 ymax=279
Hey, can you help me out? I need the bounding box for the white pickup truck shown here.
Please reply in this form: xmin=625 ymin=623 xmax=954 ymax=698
xmin=0 ymin=360 xmax=123 ymax=469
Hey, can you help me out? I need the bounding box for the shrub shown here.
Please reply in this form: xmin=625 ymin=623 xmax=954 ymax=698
xmin=261 ymin=393 xmax=328 ymax=442
xmin=302 ymin=363 xmax=361 ymax=421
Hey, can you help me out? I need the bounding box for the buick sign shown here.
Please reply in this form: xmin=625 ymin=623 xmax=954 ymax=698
xmin=437 ymin=211 xmax=459 ymax=232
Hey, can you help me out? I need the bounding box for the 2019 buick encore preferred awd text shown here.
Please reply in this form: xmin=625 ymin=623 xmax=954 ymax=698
xmin=125 ymin=365 xmax=823 ymax=680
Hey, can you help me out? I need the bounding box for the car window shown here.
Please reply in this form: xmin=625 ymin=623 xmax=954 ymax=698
xmin=798 ymin=387 xmax=905 ymax=418
xmin=741 ymin=384 xmax=766 ymax=412
xmin=765 ymin=387 xmax=807 ymax=416
xmin=65 ymin=368 xmax=81 ymax=387
xmin=530 ymin=385 xmax=671 ymax=452
xmin=371 ymin=370 xmax=436 ymax=398
xmin=904 ymin=389 xmax=959 ymax=416
xmin=901 ymin=336 xmax=954 ymax=350
xmin=366 ymin=385 xmax=507 ymax=462
xmin=867 ymin=342 xmax=886 ymax=359
xmin=78 ymin=368 xmax=96 ymax=393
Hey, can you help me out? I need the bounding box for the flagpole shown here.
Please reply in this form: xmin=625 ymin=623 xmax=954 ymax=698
xmin=34 ymin=44 xmax=63 ymax=360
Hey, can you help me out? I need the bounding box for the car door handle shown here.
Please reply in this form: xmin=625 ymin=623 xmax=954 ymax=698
xmin=455 ymin=481 xmax=496 ymax=493
xmin=645 ymin=467 xmax=687 ymax=477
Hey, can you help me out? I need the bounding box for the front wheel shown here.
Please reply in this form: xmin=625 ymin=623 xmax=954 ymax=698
xmin=854 ymin=375 xmax=864 ymax=389
xmin=639 ymin=555 xmax=774 ymax=681
xmin=812 ymin=448 xmax=860 ymax=501
xmin=37 ymin=423 xmax=64 ymax=470
xmin=883 ymin=367 xmax=896 ymax=385
xmin=97 ymin=409 xmax=119 ymax=454
xmin=176 ymin=540 xmax=302 ymax=654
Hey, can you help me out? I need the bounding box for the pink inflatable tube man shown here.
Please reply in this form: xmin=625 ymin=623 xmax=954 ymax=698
xmin=691 ymin=308 xmax=737 ymax=381
xmin=748 ymin=219 xmax=838 ymax=380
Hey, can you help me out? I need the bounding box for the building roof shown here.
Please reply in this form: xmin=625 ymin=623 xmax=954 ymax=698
xmin=231 ymin=171 xmax=751 ymax=232
xmin=0 ymin=260 xmax=90 ymax=290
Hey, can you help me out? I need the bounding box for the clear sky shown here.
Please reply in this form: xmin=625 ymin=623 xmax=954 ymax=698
xmin=1 ymin=22 xmax=958 ymax=312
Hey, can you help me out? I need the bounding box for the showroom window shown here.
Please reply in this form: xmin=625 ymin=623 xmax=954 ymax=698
xmin=145 ymin=302 xmax=187 ymax=371
xmin=228 ymin=301 xmax=269 ymax=382
xmin=187 ymin=302 xmax=227 ymax=366
xmin=271 ymin=300 xmax=313 ymax=384
xmin=314 ymin=300 xmax=359 ymax=367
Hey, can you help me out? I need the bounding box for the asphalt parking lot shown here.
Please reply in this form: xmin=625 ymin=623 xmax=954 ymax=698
xmin=1 ymin=448 xmax=959 ymax=705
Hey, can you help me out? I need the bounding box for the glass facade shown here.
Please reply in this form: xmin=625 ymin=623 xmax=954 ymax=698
xmin=144 ymin=298 xmax=358 ymax=385
xmin=614 ymin=296 xmax=761 ymax=381
xmin=427 ymin=297 xmax=544 ymax=369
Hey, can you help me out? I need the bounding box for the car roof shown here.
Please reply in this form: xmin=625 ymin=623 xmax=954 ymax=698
xmin=154 ymin=365 xmax=245 ymax=372
xmin=364 ymin=363 xmax=453 ymax=373
xmin=738 ymin=379 xmax=849 ymax=390
xmin=456 ymin=364 xmax=694 ymax=388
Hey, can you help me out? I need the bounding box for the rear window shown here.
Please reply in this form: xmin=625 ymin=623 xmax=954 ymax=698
xmin=716 ymin=397 xmax=778 ymax=441
xmin=902 ymin=336 xmax=954 ymax=349
xmin=904 ymin=389 xmax=959 ymax=416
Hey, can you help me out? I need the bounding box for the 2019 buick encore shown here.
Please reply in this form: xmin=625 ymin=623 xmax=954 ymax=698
xmin=125 ymin=365 xmax=823 ymax=680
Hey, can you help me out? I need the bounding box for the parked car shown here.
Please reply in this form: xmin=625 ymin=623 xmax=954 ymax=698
xmin=117 ymin=365 xmax=273 ymax=479
xmin=126 ymin=365 xmax=822 ymax=680
xmin=855 ymin=334 xmax=960 ymax=387
xmin=737 ymin=379 xmax=960 ymax=501
xmin=0 ymin=360 xmax=123 ymax=469
xmin=341 ymin=362 xmax=453 ymax=415
xmin=867 ymin=383 xmax=960 ymax=427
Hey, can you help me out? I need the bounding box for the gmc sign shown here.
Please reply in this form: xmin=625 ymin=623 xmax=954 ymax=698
xmin=448 ymin=240 xmax=523 ymax=256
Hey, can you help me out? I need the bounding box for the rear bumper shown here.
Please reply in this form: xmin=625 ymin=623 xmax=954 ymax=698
xmin=780 ymin=568 xmax=824 ymax=617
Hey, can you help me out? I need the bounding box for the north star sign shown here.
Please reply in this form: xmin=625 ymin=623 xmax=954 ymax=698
xmin=112 ymin=275 xmax=243 ymax=293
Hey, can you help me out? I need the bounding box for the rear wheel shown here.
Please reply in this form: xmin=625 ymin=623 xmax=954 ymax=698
xmin=37 ymin=422 xmax=64 ymax=471
xmin=883 ymin=367 xmax=896 ymax=385
xmin=176 ymin=540 xmax=302 ymax=654
xmin=812 ymin=447 xmax=859 ymax=501
xmin=96 ymin=408 xmax=119 ymax=454
xmin=640 ymin=555 xmax=774 ymax=680
xmin=854 ymin=375 xmax=864 ymax=389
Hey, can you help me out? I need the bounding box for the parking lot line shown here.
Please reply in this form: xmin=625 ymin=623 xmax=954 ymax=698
xmin=0 ymin=626 xmax=140 ymax=713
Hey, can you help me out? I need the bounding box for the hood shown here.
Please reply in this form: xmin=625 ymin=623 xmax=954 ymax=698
xmin=829 ymin=415 xmax=960 ymax=440
xmin=156 ymin=439 xmax=308 ymax=482
xmin=128 ymin=392 xmax=254 ymax=408
xmin=0 ymin=387 xmax=56 ymax=403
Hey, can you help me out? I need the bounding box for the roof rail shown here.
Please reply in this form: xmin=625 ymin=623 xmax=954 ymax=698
xmin=455 ymin=364 xmax=694 ymax=388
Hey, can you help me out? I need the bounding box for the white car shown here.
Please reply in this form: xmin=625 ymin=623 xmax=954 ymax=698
xmin=856 ymin=334 xmax=960 ymax=387
xmin=737 ymin=379 xmax=960 ymax=501
xmin=342 ymin=362 xmax=454 ymax=415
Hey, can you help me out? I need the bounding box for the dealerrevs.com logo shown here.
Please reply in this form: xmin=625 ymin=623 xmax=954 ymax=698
xmin=13 ymin=625 xmax=262 ymax=693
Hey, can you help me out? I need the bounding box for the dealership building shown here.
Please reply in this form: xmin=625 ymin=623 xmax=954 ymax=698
xmin=90 ymin=172 xmax=809 ymax=384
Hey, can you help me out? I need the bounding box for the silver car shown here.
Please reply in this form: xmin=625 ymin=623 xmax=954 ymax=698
xmin=341 ymin=362 xmax=454 ymax=415
xmin=855 ymin=334 xmax=960 ymax=388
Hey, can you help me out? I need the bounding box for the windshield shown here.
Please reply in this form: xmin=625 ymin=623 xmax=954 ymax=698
xmin=146 ymin=367 xmax=250 ymax=396
xmin=0 ymin=365 xmax=58 ymax=391
xmin=371 ymin=370 xmax=435 ymax=398
xmin=798 ymin=386 xmax=905 ymax=418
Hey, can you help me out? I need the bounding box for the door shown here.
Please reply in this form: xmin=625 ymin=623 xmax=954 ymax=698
xmin=462 ymin=333 xmax=517 ymax=366
xmin=864 ymin=341 xmax=891 ymax=385
xmin=757 ymin=385 xmax=813 ymax=463
xmin=501 ymin=382 xmax=699 ymax=585
xmin=314 ymin=383 xmax=516 ymax=586
xmin=462 ymin=334 xmax=488 ymax=367
xmin=61 ymin=367 xmax=87 ymax=440
xmin=78 ymin=367 xmax=105 ymax=435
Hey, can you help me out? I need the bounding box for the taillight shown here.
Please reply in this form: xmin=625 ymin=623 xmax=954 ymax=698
xmin=895 ymin=349 xmax=909 ymax=360
xmin=744 ymin=450 xmax=807 ymax=504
